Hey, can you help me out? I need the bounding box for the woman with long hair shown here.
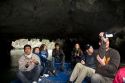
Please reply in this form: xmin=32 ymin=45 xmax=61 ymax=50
xmin=39 ymin=44 xmax=48 ymax=64
xmin=71 ymin=43 xmax=83 ymax=68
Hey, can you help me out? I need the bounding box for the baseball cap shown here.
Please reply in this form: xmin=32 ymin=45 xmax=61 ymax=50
xmin=85 ymin=44 xmax=93 ymax=50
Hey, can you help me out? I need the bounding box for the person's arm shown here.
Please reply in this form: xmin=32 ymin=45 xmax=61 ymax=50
xmin=81 ymin=53 xmax=85 ymax=61
xmin=99 ymin=32 xmax=107 ymax=59
xmin=98 ymin=32 xmax=112 ymax=59
xmin=46 ymin=50 xmax=48 ymax=58
xmin=32 ymin=54 xmax=41 ymax=65
xmin=80 ymin=53 xmax=86 ymax=64
xmin=98 ymin=40 xmax=106 ymax=58
xmin=102 ymin=50 xmax=120 ymax=73
xmin=80 ymin=50 xmax=83 ymax=56
xmin=71 ymin=49 xmax=76 ymax=57
xmin=61 ymin=50 xmax=65 ymax=56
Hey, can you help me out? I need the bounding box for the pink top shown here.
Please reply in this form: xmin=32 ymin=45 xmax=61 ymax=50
xmin=113 ymin=67 xmax=125 ymax=83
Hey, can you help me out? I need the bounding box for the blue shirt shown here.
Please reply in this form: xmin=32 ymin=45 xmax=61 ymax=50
xmin=39 ymin=50 xmax=48 ymax=62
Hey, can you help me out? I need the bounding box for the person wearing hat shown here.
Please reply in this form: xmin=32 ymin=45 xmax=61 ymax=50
xmin=69 ymin=44 xmax=96 ymax=83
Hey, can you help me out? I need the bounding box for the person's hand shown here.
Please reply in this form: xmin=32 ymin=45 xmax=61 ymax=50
xmin=99 ymin=32 xmax=105 ymax=37
xmin=34 ymin=61 xmax=39 ymax=65
xmin=97 ymin=55 xmax=105 ymax=66
xmin=99 ymin=32 xmax=108 ymax=43
xmin=75 ymin=52 xmax=79 ymax=56
xmin=32 ymin=59 xmax=39 ymax=65
xmin=81 ymin=60 xmax=85 ymax=65
xmin=76 ymin=54 xmax=79 ymax=56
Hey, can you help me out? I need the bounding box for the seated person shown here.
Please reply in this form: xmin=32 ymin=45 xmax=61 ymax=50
xmin=32 ymin=47 xmax=40 ymax=55
xmin=91 ymin=32 xmax=120 ymax=83
xmin=52 ymin=43 xmax=65 ymax=71
xmin=39 ymin=44 xmax=48 ymax=66
xmin=39 ymin=44 xmax=55 ymax=75
xmin=113 ymin=66 xmax=125 ymax=83
xmin=69 ymin=44 xmax=96 ymax=83
xmin=17 ymin=44 xmax=42 ymax=83
xmin=71 ymin=43 xmax=83 ymax=68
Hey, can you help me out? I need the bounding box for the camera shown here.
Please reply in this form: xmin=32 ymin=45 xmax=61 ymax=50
xmin=104 ymin=32 xmax=115 ymax=38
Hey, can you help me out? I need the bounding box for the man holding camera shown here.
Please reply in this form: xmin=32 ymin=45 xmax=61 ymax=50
xmin=91 ymin=32 xmax=120 ymax=83
xmin=17 ymin=44 xmax=42 ymax=83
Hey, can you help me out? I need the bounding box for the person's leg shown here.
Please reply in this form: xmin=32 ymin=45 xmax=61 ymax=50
xmin=32 ymin=65 xmax=43 ymax=82
xmin=91 ymin=73 xmax=105 ymax=83
xmin=70 ymin=63 xmax=83 ymax=82
xmin=52 ymin=57 xmax=55 ymax=69
xmin=70 ymin=63 xmax=88 ymax=83
xmin=60 ymin=56 xmax=65 ymax=71
xmin=75 ymin=66 xmax=95 ymax=83
xmin=17 ymin=71 xmax=30 ymax=83
xmin=86 ymin=67 xmax=95 ymax=77
xmin=47 ymin=60 xmax=56 ymax=76
xmin=104 ymin=77 xmax=113 ymax=83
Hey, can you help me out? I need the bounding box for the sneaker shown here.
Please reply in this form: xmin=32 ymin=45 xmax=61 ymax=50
xmin=42 ymin=74 xmax=49 ymax=77
xmin=32 ymin=81 xmax=37 ymax=83
xmin=48 ymin=70 xmax=56 ymax=76
xmin=68 ymin=81 xmax=73 ymax=83
xmin=38 ymin=78 xmax=42 ymax=82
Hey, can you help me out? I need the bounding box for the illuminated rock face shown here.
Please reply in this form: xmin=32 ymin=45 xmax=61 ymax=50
xmin=11 ymin=39 xmax=55 ymax=49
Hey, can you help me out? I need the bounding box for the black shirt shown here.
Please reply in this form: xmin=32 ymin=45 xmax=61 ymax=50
xmin=81 ymin=52 xmax=96 ymax=69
